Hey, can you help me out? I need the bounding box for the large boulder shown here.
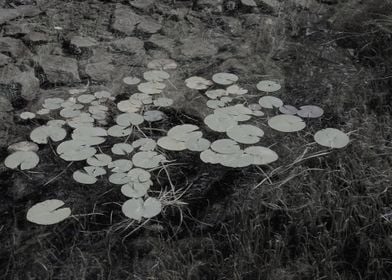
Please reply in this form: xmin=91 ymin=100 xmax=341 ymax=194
xmin=0 ymin=37 xmax=32 ymax=60
xmin=38 ymin=55 xmax=81 ymax=85
xmin=111 ymin=4 xmax=140 ymax=35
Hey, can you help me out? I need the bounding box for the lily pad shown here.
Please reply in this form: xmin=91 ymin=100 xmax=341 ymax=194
xmin=56 ymin=140 xmax=97 ymax=161
xmin=20 ymin=112 xmax=35 ymax=120
xmin=256 ymin=80 xmax=281 ymax=92
xmin=121 ymin=182 xmax=150 ymax=198
xmin=138 ymin=82 xmax=166 ymax=94
xmin=128 ymin=168 xmax=151 ymax=182
xmin=132 ymin=138 xmax=157 ymax=151
xmin=204 ymin=112 xmax=237 ymax=132
xmin=268 ymin=114 xmax=306 ymax=132
xmin=43 ymin=98 xmax=64 ymax=110
xmin=94 ymin=90 xmax=112 ymax=99
xmin=107 ymin=125 xmax=133 ymax=137
xmin=244 ymin=146 xmax=279 ymax=165
xmin=144 ymin=110 xmax=166 ymax=122
xmin=205 ymin=89 xmax=228 ymax=99
xmin=5 ymin=151 xmax=39 ymax=170
xmin=111 ymin=143 xmax=134 ymax=155
xmin=314 ymin=128 xmax=349 ymax=149
xmin=8 ymin=141 xmax=39 ymax=153
xmin=30 ymin=125 xmax=67 ymax=144
xmin=108 ymin=159 xmax=133 ymax=173
xmin=116 ymin=113 xmax=144 ymax=127
xmin=132 ymin=151 xmax=166 ymax=169
xmin=226 ymin=84 xmax=248 ymax=95
xmin=226 ymin=125 xmax=264 ymax=144
xmin=157 ymin=136 xmax=187 ymax=151
xmin=185 ymin=137 xmax=211 ymax=152
xmin=26 ymin=199 xmax=71 ymax=225
xmin=117 ymin=100 xmax=141 ymax=113
xmin=210 ymin=139 xmax=241 ymax=154
xmin=168 ymin=124 xmax=202 ymax=142
xmin=122 ymin=197 xmax=162 ymax=220
xmin=185 ymin=76 xmax=213 ymax=90
xmin=258 ymin=96 xmax=283 ymax=109
xmin=86 ymin=154 xmax=112 ymax=167
xmin=297 ymin=105 xmax=324 ymax=118
xmin=153 ymin=97 xmax=173 ymax=107
xmin=123 ymin=76 xmax=141 ymax=85
xmin=279 ymin=105 xmax=298 ymax=115
xmin=143 ymin=70 xmax=170 ymax=82
xmin=147 ymin=59 xmax=177 ymax=70
xmin=212 ymin=73 xmax=239 ymax=85
xmin=77 ymin=94 xmax=96 ymax=104
xmin=109 ymin=173 xmax=132 ymax=185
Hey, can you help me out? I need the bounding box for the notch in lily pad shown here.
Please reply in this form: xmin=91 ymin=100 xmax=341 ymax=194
xmin=27 ymin=199 xmax=71 ymax=225
xmin=314 ymin=128 xmax=349 ymax=149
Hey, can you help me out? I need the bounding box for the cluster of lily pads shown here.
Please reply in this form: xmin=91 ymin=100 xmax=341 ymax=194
xmin=3 ymin=58 xmax=350 ymax=226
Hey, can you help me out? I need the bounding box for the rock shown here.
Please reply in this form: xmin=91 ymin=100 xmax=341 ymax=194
xmin=111 ymin=4 xmax=140 ymax=35
xmin=148 ymin=34 xmax=176 ymax=54
xmin=85 ymin=61 xmax=115 ymax=83
xmin=23 ymin=32 xmax=49 ymax=44
xmin=130 ymin=0 xmax=155 ymax=11
xmin=16 ymin=5 xmax=43 ymax=17
xmin=3 ymin=23 xmax=31 ymax=36
xmin=0 ymin=9 xmax=20 ymax=25
xmin=0 ymin=96 xmax=13 ymax=112
xmin=0 ymin=37 xmax=32 ymax=60
xmin=0 ymin=64 xmax=39 ymax=102
xmin=220 ymin=16 xmax=243 ymax=36
xmin=110 ymin=37 xmax=145 ymax=55
xmin=39 ymin=55 xmax=81 ymax=85
xmin=137 ymin=16 xmax=162 ymax=34
xmin=69 ymin=36 xmax=98 ymax=55
xmin=180 ymin=36 xmax=218 ymax=59
xmin=0 ymin=53 xmax=12 ymax=67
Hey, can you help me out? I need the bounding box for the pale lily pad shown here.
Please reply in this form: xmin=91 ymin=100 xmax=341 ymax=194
xmin=279 ymin=105 xmax=298 ymax=115
xmin=47 ymin=119 xmax=66 ymax=127
xmin=144 ymin=110 xmax=166 ymax=122
xmin=268 ymin=114 xmax=306 ymax=132
xmin=77 ymin=94 xmax=96 ymax=104
xmin=143 ymin=70 xmax=170 ymax=82
xmin=67 ymin=114 xmax=95 ymax=128
xmin=108 ymin=159 xmax=133 ymax=173
xmin=132 ymin=151 xmax=166 ymax=169
xmin=111 ymin=143 xmax=134 ymax=155
xmin=219 ymin=151 xmax=254 ymax=168
xmin=89 ymin=105 xmax=108 ymax=114
xmin=72 ymin=126 xmax=107 ymax=140
xmin=205 ymin=89 xmax=227 ymax=99
xmin=314 ymin=128 xmax=349 ymax=149
xmin=26 ymin=199 xmax=71 ymax=225
xmin=210 ymin=139 xmax=241 ymax=154
xmin=185 ymin=76 xmax=213 ymax=90
xmin=226 ymin=125 xmax=264 ymax=144
xmin=258 ymin=96 xmax=283 ymax=109
xmin=212 ymin=73 xmax=239 ymax=85
xmin=8 ymin=141 xmax=39 ymax=153
xmin=43 ymin=98 xmax=64 ymax=110
xmin=109 ymin=172 xmax=132 ymax=185
xmin=207 ymin=100 xmax=226 ymax=109
xmin=61 ymin=100 xmax=83 ymax=109
xmin=20 ymin=112 xmax=35 ymax=120
xmin=122 ymin=197 xmax=162 ymax=221
xmin=128 ymin=168 xmax=151 ymax=182
xmin=117 ymin=100 xmax=141 ymax=113
xmin=138 ymin=82 xmax=166 ymax=95
xmin=30 ymin=125 xmax=67 ymax=144
xmin=73 ymin=170 xmax=97 ymax=184
xmin=185 ymin=137 xmax=211 ymax=152
xmin=107 ymin=125 xmax=133 ymax=137
xmin=226 ymin=84 xmax=248 ymax=95
xmin=116 ymin=113 xmax=144 ymax=127
xmin=37 ymin=108 xmax=50 ymax=115
xmin=167 ymin=124 xmax=202 ymax=142
xmin=216 ymin=104 xmax=253 ymax=121
xmin=131 ymin=93 xmax=153 ymax=105
xmin=200 ymin=149 xmax=222 ymax=164
xmin=5 ymin=151 xmax=39 ymax=170
xmin=121 ymin=182 xmax=150 ymax=198
xmin=56 ymin=140 xmax=97 ymax=161
xmin=204 ymin=112 xmax=237 ymax=132
xmin=153 ymin=97 xmax=173 ymax=107
xmin=132 ymin=138 xmax=156 ymax=151
xmin=60 ymin=108 xmax=81 ymax=118
xmin=147 ymin=59 xmax=177 ymax=70
xmin=248 ymin=103 xmax=262 ymax=111
xmin=94 ymin=90 xmax=112 ymax=99
xmin=86 ymin=154 xmax=112 ymax=167
xmin=244 ymin=146 xmax=279 ymax=165
xmin=256 ymin=80 xmax=281 ymax=92
xmin=157 ymin=136 xmax=187 ymax=151
xmin=123 ymin=76 xmax=141 ymax=85
xmin=297 ymin=105 xmax=324 ymax=118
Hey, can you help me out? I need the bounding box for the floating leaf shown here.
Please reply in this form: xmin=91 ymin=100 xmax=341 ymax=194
xmin=131 ymin=93 xmax=153 ymax=105
xmin=26 ymin=199 xmax=71 ymax=225
xmin=132 ymin=138 xmax=157 ymax=151
xmin=108 ymin=159 xmax=133 ymax=173
xmin=43 ymin=98 xmax=64 ymax=110
xmin=138 ymin=82 xmax=166 ymax=94
xmin=30 ymin=125 xmax=67 ymax=144
xmin=226 ymin=84 xmax=248 ymax=95
xmin=205 ymin=89 xmax=227 ymax=99
xmin=20 ymin=111 xmax=35 ymax=120
xmin=256 ymin=80 xmax=281 ymax=92
xmin=157 ymin=136 xmax=187 ymax=151
xmin=314 ymin=128 xmax=349 ymax=149
xmin=61 ymin=100 xmax=83 ymax=109
xmin=147 ymin=59 xmax=177 ymax=70
xmin=204 ymin=112 xmax=237 ymax=132
xmin=244 ymin=146 xmax=279 ymax=165
xmin=153 ymin=97 xmax=173 ymax=107
xmin=60 ymin=108 xmax=81 ymax=118
xmin=73 ymin=170 xmax=97 ymax=184
xmin=268 ymin=114 xmax=306 ymax=132
xmin=185 ymin=137 xmax=211 ymax=152
xmin=226 ymin=125 xmax=264 ymax=144
xmin=47 ymin=119 xmax=66 ymax=127
xmin=109 ymin=172 xmax=132 ymax=185
xmin=116 ymin=113 xmax=144 ymax=127
xmin=185 ymin=76 xmax=213 ymax=90
xmin=86 ymin=154 xmax=112 ymax=167
xmin=212 ymin=73 xmax=239 ymax=85
xmin=72 ymin=127 xmax=107 ymax=143
xmin=132 ymin=151 xmax=166 ymax=169
xmin=143 ymin=70 xmax=170 ymax=82
xmin=216 ymin=104 xmax=253 ymax=121
xmin=144 ymin=110 xmax=166 ymax=122
xmin=121 ymin=182 xmax=150 ymax=198
xmin=94 ymin=90 xmax=112 ymax=99
xmin=77 ymin=94 xmax=96 ymax=104
xmin=122 ymin=197 xmax=162 ymax=221
xmin=111 ymin=143 xmax=134 ymax=155
xmin=8 ymin=141 xmax=38 ymax=153
xmin=279 ymin=105 xmax=298 ymax=115
xmin=5 ymin=151 xmax=39 ymax=170
xmin=207 ymin=100 xmax=226 ymax=109
xmin=37 ymin=108 xmax=50 ymax=115
xmin=200 ymin=149 xmax=222 ymax=164
xmin=128 ymin=168 xmax=151 ymax=182
xmin=107 ymin=125 xmax=132 ymax=137
xmin=117 ymin=100 xmax=141 ymax=113
xmin=56 ymin=140 xmax=97 ymax=161
xmin=143 ymin=197 xmax=162 ymax=218
xmin=258 ymin=96 xmax=283 ymax=109
xmin=297 ymin=105 xmax=324 ymax=118
xmin=210 ymin=139 xmax=241 ymax=154
xmin=167 ymin=124 xmax=202 ymax=142
xmin=219 ymin=151 xmax=254 ymax=168
xmin=67 ymin=114 xmax=95 ymax=128
xmin=123 ymin=76 xmax=141 ymax=85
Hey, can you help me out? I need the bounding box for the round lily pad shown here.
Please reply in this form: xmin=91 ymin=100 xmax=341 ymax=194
xmin=210 ymin=139 xmax=241 ymax=154
xmin=56 ymin=140 xmax=97 ymax=161
xmin=5 ymin=151 xmax=39 ymax=170
xmin=297 ymin=105 xmax=324 ymax=118
xmin=212 ymin=73 xmax=239 ymax=85
xmin=226 ymin=124 xmax=264 ymax=144
xmin=117 ymin=100 xmax=141 ymax=113
xmin=86 ymin=154 xmax=112 ymax=167
xmin=138 ymin=82 xmax=166 ymax=95
xmin=30 ymin=125 xmax=67 ymax=144
xmin=147 ymin=59 xmax=177 ymax=70
xmin=8 ymin=141 xmax=39 ymax=153
xmin=26 ymin=199 xmax=71 ymax=225
xmin=116 ymin=112 xmax=144 ymax=127
xmin=314 ymin=128 xmax=349 ymax=149
xmin=256 ymin=80 xmax=281 ymax=92
xmin=279 ymin=105 xmax=298 ymax=115
xmin=123 ymin=76 xmax=141 ymax=85
xmin=108 ymin=159 xmax=133 ymax=173
xmin=111 ymin=143 xmax=134 ymax=155
xmin=132 ymin=138 xmax=156 ymax=151
xmin=144 ymin=110 xmax=166 ymax=122
xmin=107 ymin=125 xmax=133 ymax=137
xmin=167 ymin=124 xmax=202 ymax=142
xmin=143 ymin=70 xmax=170 ymax=82
xmin=205 ymin=89 xmax=227 ymax=99
xmin=157 ymin=136 xmax=187 ymax=151
xmin=132 ymin=151 xmax=166 ymax=169
xmin=244 ymin=146 xmax=279 ymax=165
xmin=226 ymin=84 xmax=248 ymax=95
xmin=185 ymin=137 xmax=211 ymax=152
xmin=121 ymin=182 xmax=150 ymax=198
xmin=258 ymin=96 xmax=283 ymax=109
xmin=268 ymin=114 xmax=306 ymax=132
xmin=185 ymin=76 xmax=213 ymax=90
xmin=204 ymin=112 xmax=237 ymax=132
xmin=20 ymin=112 xmax=35 ymax=120
xmin=153 ymin=97 xmax=173 ymax=107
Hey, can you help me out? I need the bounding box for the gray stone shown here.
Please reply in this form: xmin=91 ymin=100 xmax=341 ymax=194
xmin=110 ymin=37 xmax=145 ymax=55
xmin=39 ymin=55 xmax=81 ymax=84
xmin=180 ymin=36 xmax=218 ymax=59
xmin=70 ymin=36 xmax=98 ymax=48
xmin=16 ymin=5 xmax=43 ymax=17
xmin=0 ymin=9 xmax=20 ymax=25
xmin=23 ymin=32 xmax=49 ymax=44
xmin=130 ymin=0 xmax=155 ymax=11
xmin=137 ymin=16 xmax=162 ymax=34
xmin=0 ymin=37 xmax=32 ymax=60
xmin=3 ymin=23 xmax=31 ymax=36
xmin=148 ymin=34 xmax=176 ymax=53
xmin=0 ymin=96 xmax=13 ymax=112
xmin=111 ymin=4 xmax=140 ymax=35
xmin=0 ymin=53 xmax=12 ymax=67
xmin=85 ymin=61 xmax=115 ymax=83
